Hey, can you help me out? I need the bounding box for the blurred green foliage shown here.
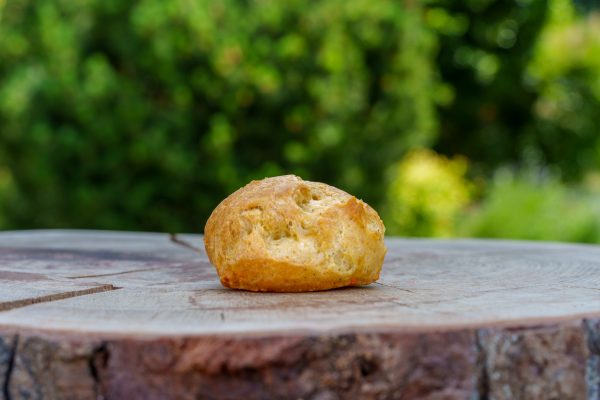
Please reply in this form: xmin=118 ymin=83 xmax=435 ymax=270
xmin=430 ymin=0 xmax=600 ymax=179
xmin=526 ymin=0 xmax=600 ymax=178
xmin=428 ymin=0 xmax=549 ymax=171
xmin=460 ymin=168 xmax=600 ymax=243
xmin=385 ymin=149 xmax=472 ymax=237
xmin=385 ymin=0 xmax=600 ymax=243
xmin=0 ymin=0 xmax=436 ymax=231
xmin=386 ymin=149 xmax=600 ymax=243
xmin=0 ymin=0 xmax=599 ymax=242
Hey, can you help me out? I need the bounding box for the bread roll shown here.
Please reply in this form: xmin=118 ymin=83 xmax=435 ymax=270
xmin=204 ymin=175 xmax=386 ymax=292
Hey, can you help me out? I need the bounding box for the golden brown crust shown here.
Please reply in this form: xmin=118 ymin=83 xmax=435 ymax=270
xmin=204 ymin=175 xmax=386 ymax=292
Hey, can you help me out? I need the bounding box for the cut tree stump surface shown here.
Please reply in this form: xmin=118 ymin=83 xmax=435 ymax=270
xmin=0 ymin=230 xmax=599 ymax=399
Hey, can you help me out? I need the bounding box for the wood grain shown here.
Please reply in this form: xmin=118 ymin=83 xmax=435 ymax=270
xmin=0 ymin=230 xmax=599 ymax=399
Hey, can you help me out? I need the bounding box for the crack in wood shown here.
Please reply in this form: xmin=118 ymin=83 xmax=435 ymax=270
xmin=475 ymin=330 xmax=490 ymax=400
xmin=403 ymin=284 xmax=553 ymax=307
xmin=585 ymin=319 xmax=600 ymax=400
xmin=169 ymin=233 xmax=203 ymax=254
xmin=1 ymin=335 xmax=17 ymax=400
xmin=66 ymin=267 xmax=159 ymax=279
xmin=0 ymin=285 xmax=117 ymax=312
xmin=373 ymin=281 xmax=415 ymax=293
xmin=88 ymin=342 xmax=108 ymax=399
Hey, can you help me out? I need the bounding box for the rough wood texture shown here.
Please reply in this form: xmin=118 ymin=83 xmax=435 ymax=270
xmin=0 ymin=230 xmax=599 ymax=399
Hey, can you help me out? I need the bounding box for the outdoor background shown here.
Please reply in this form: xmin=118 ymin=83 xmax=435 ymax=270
xmin=0 ymin=0 xmax=599 ymax=242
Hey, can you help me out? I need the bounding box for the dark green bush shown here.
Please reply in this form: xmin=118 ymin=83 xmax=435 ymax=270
xmin=525 ymin=0 xmax=600 ymax=178
xmin=0 ymin=0 xmax=437 ymax=231
xmin=427 ymin=0 xmax=549 ymax=171
xmin=429 ymin=0 xmax=600 ymax=179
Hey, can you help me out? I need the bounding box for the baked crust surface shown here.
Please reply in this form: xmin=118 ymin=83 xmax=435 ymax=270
xmin=204 ymin=175 xmax=387 ymax=292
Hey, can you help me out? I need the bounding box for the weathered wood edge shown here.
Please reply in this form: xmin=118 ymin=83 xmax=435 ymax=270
xmin=1 ymin=318 xmax=598 ymax=399
xmin=4 ymin=308 xmax=600 ymax=339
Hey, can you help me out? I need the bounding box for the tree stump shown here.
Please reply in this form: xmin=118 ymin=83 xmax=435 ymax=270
xmin=0 ymin=230 xmax=599 ymax=399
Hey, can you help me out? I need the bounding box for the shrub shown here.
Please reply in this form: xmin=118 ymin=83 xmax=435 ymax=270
xmin=384 ymin=149 xmax=472 ymax=237
xmin=429 ymin=0 xmax=600 ymax=180
xmin=0 ymin=0 xmax=436 ymax=231
xmin=460 ymin=168 xmax=600 ymax=243
xmin=426 ymin=0 xmax=548 ymax=170
xmin=526 ymin=0 xmax=600 ymax=178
